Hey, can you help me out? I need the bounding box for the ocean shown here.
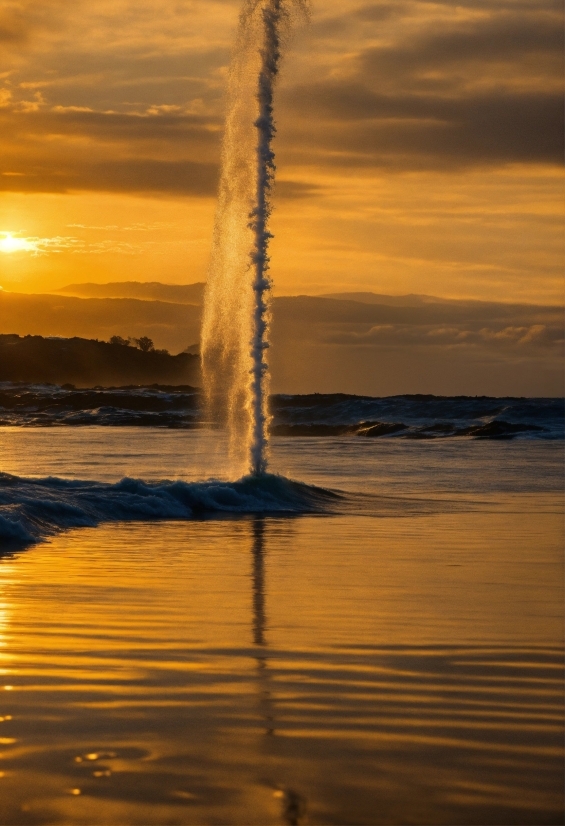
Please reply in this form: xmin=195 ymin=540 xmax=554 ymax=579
xmin=0 ymin=391 xmax=562 ymax=824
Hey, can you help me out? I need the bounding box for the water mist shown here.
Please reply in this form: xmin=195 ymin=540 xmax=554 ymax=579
xmin=201 ymin=0 xmax=308 ymax=477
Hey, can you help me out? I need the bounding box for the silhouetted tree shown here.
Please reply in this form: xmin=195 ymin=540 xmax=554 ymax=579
xmin=134 ymin=336 xmax=154 ymax=352
xmin=109 ymin=335 xmax=130 ymax=346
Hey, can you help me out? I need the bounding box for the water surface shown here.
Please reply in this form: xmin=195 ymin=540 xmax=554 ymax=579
xmin=0 ymin=431 xmax=562 ymax=824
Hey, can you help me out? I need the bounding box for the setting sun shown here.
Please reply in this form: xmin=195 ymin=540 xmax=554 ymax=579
xmin=0 ymin=233 xmax=34 ymax=254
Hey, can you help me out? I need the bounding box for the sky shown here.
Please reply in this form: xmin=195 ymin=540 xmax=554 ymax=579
xmin=0 ymin=0 xmax=562 ymax=303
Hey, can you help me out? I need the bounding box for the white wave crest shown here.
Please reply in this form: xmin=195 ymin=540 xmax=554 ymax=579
xmin=0 ymin=472 xmax=337 ymax=547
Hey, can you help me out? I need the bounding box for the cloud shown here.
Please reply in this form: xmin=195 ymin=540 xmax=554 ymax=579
xmin=1 ymin=105 xmax=220 ymax=143
xmin=270 ymin=295 xmax=565 ymax=357
xmin=274 ymin=179 xmax=323 ymax=199
xmin=10 ymin=158 xmax=217 ymax=195
xmin=318 ymin=324 xmax=564 ymax=350
xmin=0 ymin=100 xmax=325 ymax=196
xmin=79 ymin=159 xmax=219 ymax=196
xmin=66 ymin=221 xmax=176 ymax=231
xmin=0 ymin=6 xmax=27 ymax=45
xmin=0 ymin=103 xmax=221 ymax=196
xmin=323 ymin=322 xmax=564 ymax=350
xmin=0 ymin=100 xmax=219 ymax=195
xmin=359 ymin=10 xmax=563 ymax=81
xmin=284 ymin=86 xmax=562 ymax=168
xmin=0 ymin=233 xmax=148 ymax=255
xmin=0 ymin=0 xmax=562 ymax=196
xmin=0 ymin=157 xmax=219 ymax=196
xmin=280 ymin=2 xmax=563 ymax=170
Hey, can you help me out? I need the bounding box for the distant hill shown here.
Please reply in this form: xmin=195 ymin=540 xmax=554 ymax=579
xmin=0 ymin=283 xmax=561 ymax=395
xmin=318 ymin=291 xmax=551 ymax=310
xmin=273 ymin=294 xmax=560 ymax=325
xmin=0 ymin=290 xmax=201 ymax=353
xmin=0 ymin=335 xmax=200 ymax=387
xmin=5 ymin=288 xmax=558 ymax=357
xmin=319 ymin=292 xmax=453 ymax=307
xmin=57 ymin=281 xmax=205 ymax=304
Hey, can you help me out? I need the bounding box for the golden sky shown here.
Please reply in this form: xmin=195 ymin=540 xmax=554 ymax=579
xmin=0 ymin=0 xmax=562 ymax=302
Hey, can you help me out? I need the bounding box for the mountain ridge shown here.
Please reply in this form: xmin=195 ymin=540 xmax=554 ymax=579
xmin=0 ymin=283 xmax=561 ymax=395
xmin=54 ymin=281 xmax=564 ymax=311
xmin=56 ymin=280 xmax=205 ymax=304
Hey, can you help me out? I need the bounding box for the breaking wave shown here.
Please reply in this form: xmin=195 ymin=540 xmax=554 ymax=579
xmin=271 ymin=393 xmax=564 ymax=440
xmin=0 ymin=384 xmax=562 ymax=440
xmin=0 ymin=471 xmax=337 ymax=547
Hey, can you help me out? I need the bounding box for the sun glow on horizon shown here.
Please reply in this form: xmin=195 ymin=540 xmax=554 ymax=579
xmin=0 ymin=233 xmax=36 ymax=254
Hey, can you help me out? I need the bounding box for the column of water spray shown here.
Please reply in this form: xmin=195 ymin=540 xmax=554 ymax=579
xmin=201 ymin=0 xmax=308 ymax=478
xmin=248 ymin=0 xmax=282 ymax=476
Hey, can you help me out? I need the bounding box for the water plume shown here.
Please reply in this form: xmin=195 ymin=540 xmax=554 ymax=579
xmin=201 ymin=0 xmax=308 ymax=477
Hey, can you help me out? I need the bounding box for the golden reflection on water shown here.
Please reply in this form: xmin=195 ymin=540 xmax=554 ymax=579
xmin=251 ymin=518 xmax=275 ymax=739
xmin=0 ymin=504 xmax=562 ymax=825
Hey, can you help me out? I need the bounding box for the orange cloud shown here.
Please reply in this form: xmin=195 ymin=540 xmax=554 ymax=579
xmin=0 ymin=0 xmax=562 ymax=304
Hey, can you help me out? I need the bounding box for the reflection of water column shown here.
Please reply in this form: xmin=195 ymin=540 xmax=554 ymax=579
xmin=252 ymin=518 xmax=266 ymax=646
xmin=251 ymin=517 xmax=274 ymax=735
xmin=250 ymin=518 xmax=308 ymax=825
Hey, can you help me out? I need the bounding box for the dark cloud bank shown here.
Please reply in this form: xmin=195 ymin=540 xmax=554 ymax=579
xmin=284 ymin=1 xmax=563 ymax=170
xmin=1 ymin=0 xmax=562 ymax=194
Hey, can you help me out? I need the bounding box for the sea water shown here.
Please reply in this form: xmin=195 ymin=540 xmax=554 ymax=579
xmin=0 ymin=429 xmax=562 ymax=824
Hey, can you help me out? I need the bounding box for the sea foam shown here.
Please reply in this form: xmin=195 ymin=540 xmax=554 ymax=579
xmin=0 ymin=385 xmax=561 ymax=439
xmin=0 ymin=472 xmax=336 ymax=547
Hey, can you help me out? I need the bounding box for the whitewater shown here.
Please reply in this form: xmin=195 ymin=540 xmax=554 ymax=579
xmin=0 ymin=471 xmax=335 ymax=546
xmin=0 ymin=421 xmax=562 ymax=546
xmin=0 ymin=383 xmax=561 ymax=437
